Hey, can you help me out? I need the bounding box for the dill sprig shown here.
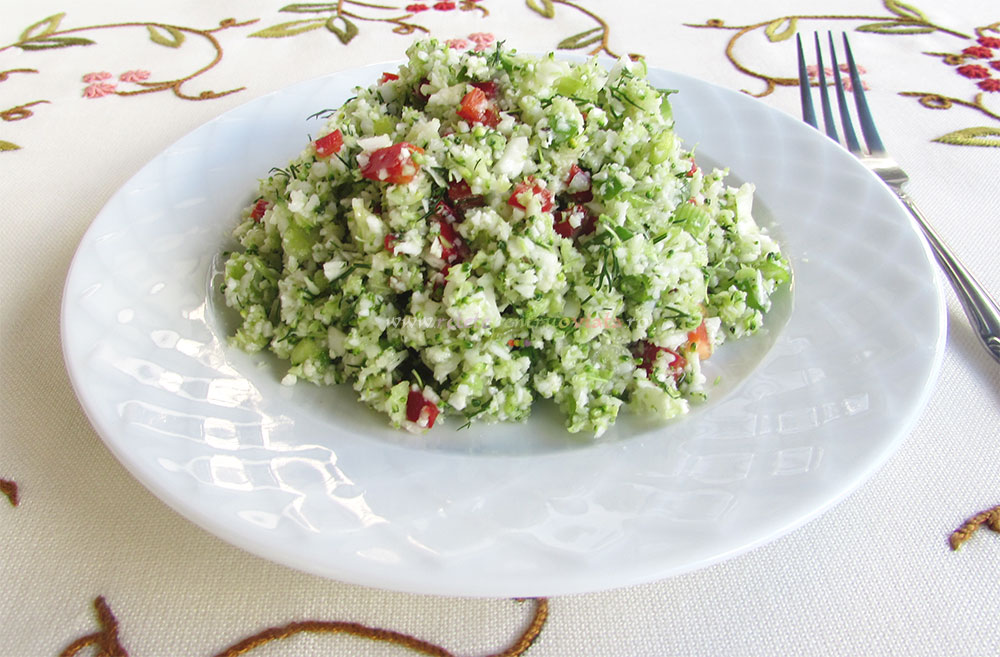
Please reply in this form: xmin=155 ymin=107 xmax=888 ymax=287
xmin=307 ymin=108 xmax=337 ymax=121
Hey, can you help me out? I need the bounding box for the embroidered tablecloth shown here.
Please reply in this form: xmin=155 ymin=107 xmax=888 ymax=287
xmin=2 ymin=1 xmax=998 ymax=655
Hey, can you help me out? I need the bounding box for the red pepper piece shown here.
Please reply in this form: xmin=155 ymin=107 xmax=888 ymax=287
xmin=508 ymin=178 xmax=554 ymax=213
xmin=250 ymin=199 xmax=269 ymax=222
xmin=380 ymin=72 xmax=400 ymax=84
xmin=384 ymin=234 xmax=398 ymax=254
xmin=360 ymin=142 xmax=423 ymax=184
xmin=437 ymin=217 xmax=470 ymax=264
xmin=458 ymin=87 xmax=500 ymax=128
xmin=447 ymin=179 xmax=485 ymax=211
xmin=406 ymin=387 xmax=440 ymax=428
xmin=313 ymin=129 xmax=343 ymax=158
xmin=634 ymin=340 xmax=687 ymax=381
xmin=565 ymin=164 xmax=593 ymax=203
xmin=471 ymin=80 xmax=499 ymax=98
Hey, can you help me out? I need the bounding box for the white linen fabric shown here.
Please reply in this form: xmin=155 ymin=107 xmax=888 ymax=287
xmin=2 ymin=1 xmax=997 ymax=655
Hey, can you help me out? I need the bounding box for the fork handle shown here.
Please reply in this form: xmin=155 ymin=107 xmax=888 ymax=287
xmin=893 ymin=188 xmax=1000 ymax=364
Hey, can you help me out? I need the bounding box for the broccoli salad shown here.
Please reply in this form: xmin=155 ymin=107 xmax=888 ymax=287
xmin=222 ymin=39 xmax=790 ymax=437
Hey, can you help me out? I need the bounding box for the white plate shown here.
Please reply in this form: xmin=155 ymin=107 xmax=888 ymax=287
xmin=61 ymin=61 xmax=945 ymax=597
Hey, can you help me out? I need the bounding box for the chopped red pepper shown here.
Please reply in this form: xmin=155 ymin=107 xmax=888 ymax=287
xmin=686 ymin=159 xmax=699 ymax=177
xmin=565 ymin=164 xmax=593 ymax=203
xmin=508 ymin=178 xmax=554 ymax=213
xmin=379 ymin=72 xmax=400 ymax=84
xmin=313 ymin=129 xmax=343 ymax=158
xmin=384 ymin=233 xmax=398 ymax=254
xmin=447 ymin=179 xmax=486 ymax=211
xmin=437 ymin=217 xmax=470 ymax=264
xmin=458 ymin=87 xmax=500 ymax=127
xmin=406 ymin=387 xmax=440 ymax=428
xmin=687 ymin=320 xmax=712 ymax=360
xmin=360 ymin=142 xmax=423 ymax=184
xmin=552 ymin=204 xmax=596 ymax=239
xmin=250 ymin=199 xmax=269 ymax=222
xmin=634 ymin=340 xmax=687 ymax=381
xmin=471 ymin=80 xmax=499 ymax=98
xmin=414 ymin=77 xmax=431 ymax=103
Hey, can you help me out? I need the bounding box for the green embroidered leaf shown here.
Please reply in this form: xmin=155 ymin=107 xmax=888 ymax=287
xmin=19 ymin=12 xmax=65 ymax=42
xmin=526 ymin=0 xmax=556 ymax=19
xmin=883 ymin=0 xmax=928 ymax=22
xmin=855 ymin=21 xmax=934 ymax=34
xmin=18 ymin=37 xmax=95 ymax=50
xmin=764 ymin=17 xmax=798 ymax=42
xmin=147 ymin=25 xmax=185 ymax=48
xmin=0 ymin=140 xmax=21 ymax=152
xmin=281 ymin=3 xmax=337 ymax=12
xmin=933 ymin=127 xmax=1000 ymax=147
xmin=326 ymin=15 xmax=359 ymax=44
xmin=249 ymin=18 xmax=326 ymax=38
xmin=557 ymin=27 xmax=603 ymax=51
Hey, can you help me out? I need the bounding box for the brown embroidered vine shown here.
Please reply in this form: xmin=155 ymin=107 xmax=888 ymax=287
xmin=525 ymin=0 xmax=642 ymax=61
xmin=0 ymin=68 xmax=39 ymax=81
xmin=60 ymin=596 xmax=549 ymax=657
xmin=1 ymin=13 xmax=258 ymax=101
xmin=949 ymin=504 xmax=1000 ymax=550
xmin=684 ymin=1 xmax=969 ymax=97
xmin=1 ymin=100 xmax=49 ymax=121
xmin=59 ymin=597 xmax=126 ymax=657
xmin=0 ymin=479 xmax=18 ymax=506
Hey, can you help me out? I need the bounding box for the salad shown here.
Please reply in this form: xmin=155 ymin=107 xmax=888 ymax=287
xmin=222 ymin=39 xmax=790 ymax=436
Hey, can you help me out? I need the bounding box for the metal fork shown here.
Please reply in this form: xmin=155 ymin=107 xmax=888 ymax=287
xmin=797 ymin=32 xmax=1000 ymax=364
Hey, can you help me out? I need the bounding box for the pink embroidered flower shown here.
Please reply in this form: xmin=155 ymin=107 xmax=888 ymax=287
xmin=957 ymin=64 xmax=991 ymax=79
xmin=962 ymin=45 xmax=993 ymax=59
xmin=433 ymin=1 xmax=456 ymax=10
xmin=83 ymin=82 xmax=117 ymax=98
xmin=976 ymin=36 xmax=1000 ymax=49
xmin=82 ymin=71 xmax=112 ymax=83
xmin=119 ymin=69 xmax=151 ymax=83
xmin=467 ymin=32 xmax=496 ymax=52
xmin=977 ymin=78 xmax=1000 ymax=92
xmin=990 ymin=60 xmax=1000 ymax=72
xmin=446 ymin=38 xmax=470 ymax=50
xmin=806 ymin=65 xmax=869 ymax=91
xmin=405 ymin=3 xmax=428 ymax=11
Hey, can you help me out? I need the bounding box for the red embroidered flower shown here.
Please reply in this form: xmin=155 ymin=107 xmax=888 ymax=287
xmin=446 ymin=38 xmax=470 ymax=50
xmin=977 ymin=36 xmax=1000 ymax=49
xmin=957 ymin=64 xmax=991 ymax=79
xmin=82 ymin=71 xmax=112 ymax=83
xmin=991 ymin=60 xmax=1000 ymax=72
xmin=83 ymin=82 xmax=117 ymax=98
xmin=119 ymin=70 xmax=151 ymax=83
xmin=405 ymin=3 xmax=428 ymax=11
xmin=433 ymin=1 xmax=456 ymax=9
xmin=962 ymin=45 xmax=993 ymax=59
xmin=806 ymin=64 xmax=869 ymax=91
xmin=977 ymin=78 xmax=1000 ymax=92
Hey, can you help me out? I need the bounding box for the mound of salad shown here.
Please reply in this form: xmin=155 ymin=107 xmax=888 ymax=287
xmin=222 ymin=39 xmax=790 ymax=436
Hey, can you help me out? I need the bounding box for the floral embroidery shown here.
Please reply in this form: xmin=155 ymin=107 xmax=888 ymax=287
xmin=119 ymin=69 xmax=150 ymax=82
xmin=60 ymin=596 xmax=550 ymax=657
xmin=468 ymin=31 xmax=495 ymax=51
xmin=962 ymin=45 xmax=993 ymax=58
xmin=0 ymin=479 xmax=18 ymax=506
xmin=83 ymin=82 xmax=116 ymax=98
xmin=446 ymin=37 xmax=470 ymax=49
xmin=523 ymin=0 xmax=642 ymax=61
xmin=81 ymin=71 xmax=111 ymax=82
xmin=979 ymin=36 xmax=1000 ymax=48
xmin=958 ymin=64 xmax=992 ymax=78
xmin=249 ymin=1 xmax=486 ymax=41
xmin=806 ymin=63 xmax=870 ymax=91
xmin=978 ymin=78 xmax=1000 ymax=92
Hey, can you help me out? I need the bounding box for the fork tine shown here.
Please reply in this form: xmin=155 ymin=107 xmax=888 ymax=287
xmin=796 ymin=34 xmax=817 ymax=128
xmin=826 ymin=32 xmax=862 ymax=154
xmin=813 ymin=33 xmax=840 ymax=142
xmin=842 ymin=33 xmax=886 ymax=155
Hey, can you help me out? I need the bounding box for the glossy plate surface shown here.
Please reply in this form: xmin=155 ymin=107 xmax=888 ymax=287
xmin=62 ymin=61 xmax=945 ymax=597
